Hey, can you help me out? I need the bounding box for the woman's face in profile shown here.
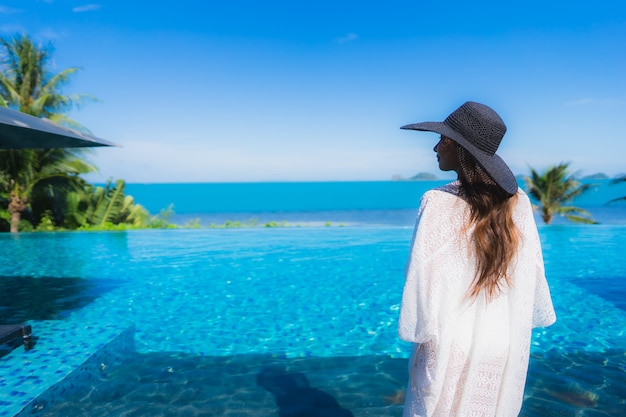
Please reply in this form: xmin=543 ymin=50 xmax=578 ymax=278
xmin=433 ymin=136 xmax=461 ymax=172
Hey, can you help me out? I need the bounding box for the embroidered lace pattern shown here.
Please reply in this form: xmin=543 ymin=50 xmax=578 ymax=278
xmin=399 ymin=182 xmax=556 ymax=417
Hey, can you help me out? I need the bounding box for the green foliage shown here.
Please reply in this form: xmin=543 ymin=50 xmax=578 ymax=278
xmin=0 ymin=209 xmax=9 ymax=231
xmin=525 ymin=162 xmax=597 ymax=224
xmin=183 ymin=218 xmax=202 ymax=229
xmin=89 ymin=180 xmax=131 ymax=226
xmin=77 ymin=222 xmax=139 ymax=232
xmin=94 ymin=180 xmax=126 ymax=225
xmin=0 ymin=34 xmax=176 ymax=233
xmin=209 ymin=220 xmax=247 ymax=228
xmin=146 ymin=204 xmax=177 ymax=229
xmin=18 ymin=219 xmax=34 ymax=232
xmin=203 ymin=219 xmax=342 ymax=228
xmin=207 ymin=219 xmax=295 ymax=228
xmin=63 ymin=179 xmax=151 ymax=230
xmin=35 ymin=210 xmax=56 ymax=231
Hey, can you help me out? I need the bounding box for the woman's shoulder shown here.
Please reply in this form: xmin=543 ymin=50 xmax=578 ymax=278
xmin=418 ymin=182 xmax=464 ymax=214
xmin=514 ymin=188 xmax=533 ymax=210
xmin=425 ymin=181 xmax=462 ymax=198
xmin=509 ymin=188 xmax=540 ymax=232
xmin=420 ymin=183 xmax=533 ymax=211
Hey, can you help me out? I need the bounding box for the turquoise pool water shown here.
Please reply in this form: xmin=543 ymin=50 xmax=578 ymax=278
xmin=1 ymin=223 xmax=626 ymax=416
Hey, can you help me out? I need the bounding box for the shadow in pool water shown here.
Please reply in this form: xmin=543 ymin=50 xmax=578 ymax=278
xmin=521 ymin=348 xmax=626 ymax=417
xmin=30 ymin=353 xmax=406 ymax=416
xmin=567 ymin=275 xmax=626 ymax=311
xmin=257 ymin=366 xmax=354 ymax=417
xmin=24 ymin=349 xmax=626 ymax=417
xmin=0 ymin=275 xmax=120 ymax=323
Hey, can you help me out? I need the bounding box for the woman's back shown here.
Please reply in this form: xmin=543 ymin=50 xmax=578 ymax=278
xmin=399 ymin=183 xmax=555 ymax=416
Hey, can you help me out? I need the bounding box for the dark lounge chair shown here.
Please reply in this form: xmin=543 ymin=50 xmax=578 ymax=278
xmin=0 ymin=324 xmax=33 ymax=352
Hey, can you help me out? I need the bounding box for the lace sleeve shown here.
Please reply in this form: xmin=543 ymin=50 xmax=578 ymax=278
xmin=398 ymin=190 xmax=462 ymax=344
xmin=517 ymin=192 xmax=557 ymax=328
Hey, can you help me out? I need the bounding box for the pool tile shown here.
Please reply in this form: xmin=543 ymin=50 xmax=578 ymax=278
xmin=0 ymin=322 xmax=134 ymax=417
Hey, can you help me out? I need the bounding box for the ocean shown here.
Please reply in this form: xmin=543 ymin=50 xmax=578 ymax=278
xmin=124 ymin=180 xmax=626 ymax=227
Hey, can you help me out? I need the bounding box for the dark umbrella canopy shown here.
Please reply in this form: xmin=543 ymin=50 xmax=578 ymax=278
xmin=0 ymin=106 xmax=115 ymax=149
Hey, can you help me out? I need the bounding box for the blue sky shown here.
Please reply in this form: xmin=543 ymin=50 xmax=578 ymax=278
xmin=1 ymin=0 xmax=625 ymax=183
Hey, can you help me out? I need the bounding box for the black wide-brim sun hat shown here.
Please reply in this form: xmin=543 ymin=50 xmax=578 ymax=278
xmin=401 ymin=101 xmax=518 ymax=196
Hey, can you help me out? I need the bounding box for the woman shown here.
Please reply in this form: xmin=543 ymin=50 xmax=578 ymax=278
xmin=398 ymin=101 xmax=556 ymax=416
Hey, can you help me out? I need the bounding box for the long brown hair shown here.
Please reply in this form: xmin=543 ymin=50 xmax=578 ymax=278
xmin=456 ymin=146 xmax=520 ymax=300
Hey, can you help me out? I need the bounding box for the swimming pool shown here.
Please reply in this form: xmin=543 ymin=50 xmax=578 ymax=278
xmin=1 ymin=224 xmax=625 ymax=416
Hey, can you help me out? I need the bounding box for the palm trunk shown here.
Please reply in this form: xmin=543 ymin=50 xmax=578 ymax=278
xmin=542 ymin=209 xmax=552 ymax=225
xmin=10 ymin=210 xmax=21 ymax=233
xmin=8 ymin=191 xmax=27 ymax=233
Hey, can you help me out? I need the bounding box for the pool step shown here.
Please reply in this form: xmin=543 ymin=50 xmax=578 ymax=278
xmin=17 ymin=352 xmax=409 ymax=416
xmin=0 ymin=321 xmax=135 ymax=417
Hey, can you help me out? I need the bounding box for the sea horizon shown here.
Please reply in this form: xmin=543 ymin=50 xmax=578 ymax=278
xmin=118 ymin=180 xmax=626 ymax=227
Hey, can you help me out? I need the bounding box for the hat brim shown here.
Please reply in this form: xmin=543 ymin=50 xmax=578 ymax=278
xmin=401 ymin=121 xmax=518 ymax=196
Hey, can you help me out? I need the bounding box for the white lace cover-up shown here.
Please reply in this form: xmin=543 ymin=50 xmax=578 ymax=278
xmin=398 ymin=182 xmax=556 ymax=417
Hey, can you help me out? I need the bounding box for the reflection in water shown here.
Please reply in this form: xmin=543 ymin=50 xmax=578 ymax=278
xmin=257 ymin=367 xmax=354 ymax=417
xmin=0 ymin=231 xmax=131 ymax=279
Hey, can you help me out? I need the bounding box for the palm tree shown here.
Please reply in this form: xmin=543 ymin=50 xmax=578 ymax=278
xmin=608 ymin=175 xmax=626 ymax=204
xmin=0 ymin=34 xmax=97 ymax=232
xmin=0 ymin=147 xmax=97 ymax=232
xmin=525 ymin=162 xmax=597 ymax=224
xmin=0 ymin=34 xmax=95 ymax=123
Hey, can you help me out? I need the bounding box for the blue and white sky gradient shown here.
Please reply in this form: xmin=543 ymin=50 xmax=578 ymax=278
xmin=1 ymin=0 xmax=625 ymax=183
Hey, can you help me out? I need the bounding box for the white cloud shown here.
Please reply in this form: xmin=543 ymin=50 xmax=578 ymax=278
xmin=73 ymin=4 xmax=101 ymax=13
xmin=336 ymin=33 xmax=358 ymax=43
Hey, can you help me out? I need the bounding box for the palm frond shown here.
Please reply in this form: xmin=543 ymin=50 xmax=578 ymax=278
xmin=607 ymin=196 xmax=626 ymax=204
xmin=610 ymin=175 xmax=626 ymax=185
xmin=563 ymin=214 xmax=599 ymax=224
xmin=557 ymin=206 xmax=593 ymax=216
xmin=525 ymin=162 xmax=596 ymax=224
xmin=47 ymin=113 xmax=95 ymax=133
xmin=607 ymin=174 xmax=626 ymax=204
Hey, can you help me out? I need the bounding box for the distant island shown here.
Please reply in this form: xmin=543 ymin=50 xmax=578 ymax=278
xmin=392 ymin=172 xmax=439 ymax=181
xmin=582 ymin=173 xmax=610 ymax=180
